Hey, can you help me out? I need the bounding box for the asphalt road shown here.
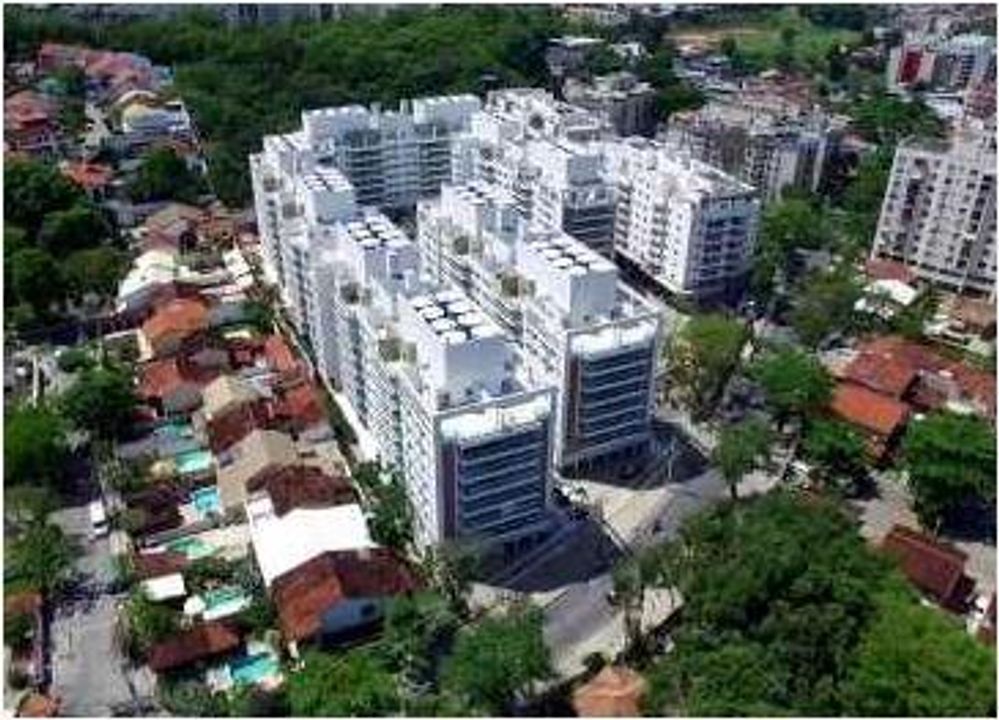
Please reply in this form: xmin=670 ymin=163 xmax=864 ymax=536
xmin=49 ymin=494 xmax=157 ymax=716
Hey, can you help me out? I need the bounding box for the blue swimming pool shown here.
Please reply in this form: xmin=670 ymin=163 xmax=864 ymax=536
xmin=156 ymin=422 xmax=194 ymax=441
xmin=190 ymin=486 xmax=221 ymax=516
xmin=175 ymin=449 xmax=213 ymax=476
xmin=230 ymin=653 xmax=281 ymax=686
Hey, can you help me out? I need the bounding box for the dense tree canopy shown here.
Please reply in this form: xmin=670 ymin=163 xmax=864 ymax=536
xmin=61 ymin=365 xmax=138 ymax=440
xmin=63 ymin=247 xmax=128 ymax=300
xmin=802 ymin=418 xmax=867 ymax=489
xmin=667 ymin=314 xmax=748 ymax=419
xmin=128 ymin=147 xmax=206 ymax=204
xmin=441 ymin=605 xmax=552 ymax=715
xmin=903 ymin=411 xmax=996 ymax=531
xmin=712 ymin=417 xmax=773 ymax=499
xmin=7 ymin=521 xmax=76 ymax=595
xmin=4 ymin=405 xmax=69 ymax=489
xmin=4 ymin=159 xmax=85 ymax=235
xmin=751 ymin=346 xmax=833 ymax=426
xmin=9 ymin=247 xmax=66 ymax=316
xmin=789 ymin=267 xmax=863 ymax=348
xmin=38 ymin=202 xmax=112 ymax=256
xmin=641 ymin=491 xmax=995 ymax=716
xmin=849 ymin=93 xmax=945 ymax=147
xmin=287 ymin=649 xmax=401 ymax=717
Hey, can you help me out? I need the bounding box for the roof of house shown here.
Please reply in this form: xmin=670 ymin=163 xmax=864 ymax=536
xmin=138 ymin=357 xmax=217 ymax=401
xmin=864 ymin=257 xmax=916 ymax=284
xmin=140 ymin=573 xmax=187 ymax=602
xmin=882 ymin=525 xmax=970 ymax=607
xmin=147 ymin=621 xmax=241 ymax=673
xmin=945 ymin=295 xmax=997 ymax=331
xmin=17 ymin=693 xmax=60 ymax=718
xmin=842 ymin=352 xmax=918 ymax=399
xmin=145 ymin=203 xmax=204 ymax=233
xmin=273 ymin=380 xmax=326 ymax=429
xmin=217 ymin=429 xmax=298 ymax=508
xmin=5 ymin=591 xmax=43 ymax=618
xmin=830 ymin=382 xmax=910 ymax=437
xmin=572 ymin=665 xmax=648 ymax=717
xmin=140 ymin=297 xmax=210 ymax=348
xmin=270 ymin=549 xmax=417 ymax=642
xmin=132 ymin=550 xmax=189 ymax=580
xmin=263 ymin=335 xmax=301 ymax=375
xmin=247 ymin=465 xmax=356 ymax=517
xmin=61 ymin=161 xmax=114 ymax=190
xmin=248 ymin=499 xmax=374 ymax=587
xmin=201 ymin=374 xmax=262 ymax=420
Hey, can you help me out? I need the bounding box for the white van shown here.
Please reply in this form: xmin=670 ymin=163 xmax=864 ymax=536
xmin=88 ymin=499 xmax=109 ymax=539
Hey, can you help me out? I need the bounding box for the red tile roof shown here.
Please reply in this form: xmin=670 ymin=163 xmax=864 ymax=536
xmin=138 ymin=357 xmax=218 ymax=401
xmin=17 ymin=693 xmax=60 ymax=718
xmin=831 ymin=382 xmax=910 ymax=438
xmin=247 ymin=465 xmax=356 ymax=516
xmin=141 ymin=297 xmax=211 ymax=349
xmin=5 ymin=591 xmax=43 ymax=618
xmin=573 ymin=665 xmax=648 ymax=717
xmin=206 ymin=400 xmax=272 ymax=453
xmin=271 ymin=549 xmax=417 ymax=642
xmin=263 ymin=335 xmax=301 ymax=376
xmin=132 ymin=550 xmax=189 ymax=580
xmin=147 ymin=621 xmax=241 ymax=673
xmin=61 ymin=161 xmax=114 ymax=191
xmin=882 ymin=525 xmax=970 ymax=608
xmin=273 ymin=380 xmax=326 ymax=429
xmin=842 ymin=352 xmax=917 ymax=399
xmin=864 ymin=257 xmax=916 ymax=284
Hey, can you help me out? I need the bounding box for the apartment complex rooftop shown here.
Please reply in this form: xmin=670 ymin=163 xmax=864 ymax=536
xmin=408 ymin=289 xmax=504 ymax=346
xmin=608 ymin=137 xmax=756 ymax=198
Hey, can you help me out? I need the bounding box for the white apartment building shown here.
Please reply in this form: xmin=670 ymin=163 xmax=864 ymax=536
xmin=311 ymin=216 xmax=557 ymax=549
xmin=887 ymin=33 xmax=996 ymax=92
xmin=452 ymin=89 xmax=617 ymax=256
xmin=871 ymin=120 xmax=997 ymax=297
xmin=604 ymin=138 xmax=760 ymax=302
xmin=418 ymin=182 xmax=662 ymax=473
xmin=251 ymin=94 xmax=481 ymax=286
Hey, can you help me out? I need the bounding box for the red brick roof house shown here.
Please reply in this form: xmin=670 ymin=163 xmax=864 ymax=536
xmin=147 ymin=621 xmax=241 ymax=674
xmin=139 ymin=297 xmax=211 ymax=360
xmin=132 ymin=550 xmax=189 ymax=580
xmin=60 ymin=161 xmax=115 ymax=199
xmin=36 ymin=42 xmax=92 ymax=73
xmin=271 ymin=379 xmax=328 ymax=438
xmin=263 ymin=335 xmax=305 ymax=379
xmin=17 ymin=693 xmax=60 ymax=717
xmin=572 ymin=665 xmax=648 ymax=717
xmin=864 ymin=257 xmax=917 ymax=284
xmin=270 ymin=549 xmax=417 ymax=650
xmin=138 ymin=357 xmax=221 ymax=416
xmin=841 ymin=352 xmax=918 ymax=400
xmin=247 ymin=465 xmax=357 ymax=516
xmin=881 ymin=525 xmax=974 ymax=611
xmin=5 ymin=591 xmax=46 ymax=689
xmin=4 ymin=90 xmax=60 ymax=156
xmin=142 ymin=203 xmax=205 ymax=254
xmin=830 ymin=382 xmax=911 ymax=462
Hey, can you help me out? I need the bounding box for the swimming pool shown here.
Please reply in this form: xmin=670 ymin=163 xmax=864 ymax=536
xmin=190 ymin=486 xmax=221 ymax=517
xmin=230 ymin=653 xmax=281 ymax=686
xmin=175 ymin=449 xmax=213 ymax=476
xmin=202 ymin=585 xmax=250 ymax=621
xmin=156 ymin=422 xmax=194 ymax=441
xmin=167 ymin=536 xmax=217 ymax=560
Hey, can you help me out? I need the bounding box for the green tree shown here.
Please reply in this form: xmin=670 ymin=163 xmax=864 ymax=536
xmin=4 ymin=484 xmax=58 ymax=529
xmin=287 ymin=649 xmax=401 ymax=716
xmin=753 ymin=197 xmax=831 ymax=301
xmin=667 ymin=314 xmax=748 ymax=419
xmin=836 ymin=147 xmax=893 ymax=254
xmin=850 ymin=93 xmax=944 ymax=147
xmin=442 ymin=605 xmax=552 ymax=714
xmin=10 ymin=248 xmax=65 ymax=316
xmin=63 ymin=246 xmax=127 ymax=300
xmin=712 ymin=417 xmax=774 ymax=500
xmin=4 ymin=405 xmax=68 ymax=489
xmin=802 ymin=419 xmax=867 ymax=488
xmin=751 ymin=347 xmax=833 ymax=428
xmin=841 ymin=585 xmax=997 ymax=716
xmin=7 ymin=521 xmax=75 ymax=595
xmin=122 ymin=590 xmax=180 ymax=657
xmin=382 ymin=590 xmax=459 ymax=686
xmin=903 ymin=412 xmax=996 ymax=532
xmin=789 ymin=267 xmax=863 ymax=348
xmin=129 ymin=147 xmax=205 ymax=204
xmin=4 ymin=159 xmax=84 ymax=235
xmin=61 ymin=365 xmax=138 ymax=440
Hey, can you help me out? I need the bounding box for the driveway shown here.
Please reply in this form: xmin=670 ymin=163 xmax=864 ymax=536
xmin=49 ymin=502 xmax=158 ymax=716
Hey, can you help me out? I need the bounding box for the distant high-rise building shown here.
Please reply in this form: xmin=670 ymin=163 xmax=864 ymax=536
xmin=564 ymin=71 xmax=658 ymax=138
xmin=871 ymin=120 xmax=997 ymax=297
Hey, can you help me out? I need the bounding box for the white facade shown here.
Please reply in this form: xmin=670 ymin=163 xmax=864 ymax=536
xmin=250 ymin=94 xmax=480 ymax=286
xmin=417 ymin=181 xmax=663 ymax=472
xmin=452 ymin=89 xmax=617 ymax=256
xmin=887 ymin=33 xmax=996 ymax=92
xmin=604 ymin=138 xmax=760 ymax=301
xmin=871 ymin=120 xmax=997 ymax=297
xmin=309 ymin=210 xmax=557 ymax=548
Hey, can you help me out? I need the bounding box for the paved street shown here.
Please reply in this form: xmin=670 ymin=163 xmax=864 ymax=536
xmin=49 ymin=502 xmax=157 ymax=716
